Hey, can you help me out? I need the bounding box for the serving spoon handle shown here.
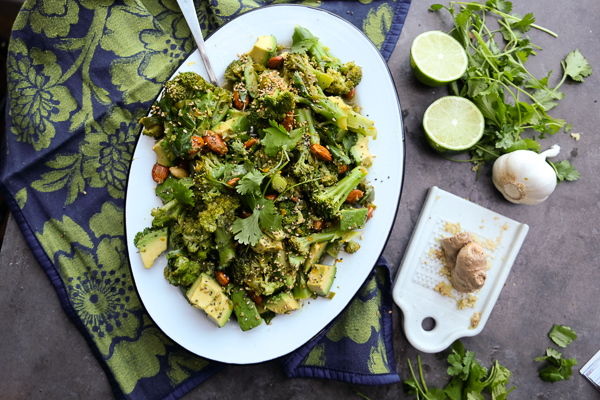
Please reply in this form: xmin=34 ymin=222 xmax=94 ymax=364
xmin=177 ymin=0 xmax=218 ymax=85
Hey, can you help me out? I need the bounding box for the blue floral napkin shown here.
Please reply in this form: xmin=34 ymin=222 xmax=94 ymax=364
xmin=0 ymin=0 xmax=410 ymax=398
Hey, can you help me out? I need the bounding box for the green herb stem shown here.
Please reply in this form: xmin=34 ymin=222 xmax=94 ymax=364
xmin=453 ymin=2 xmax=558 ymax=37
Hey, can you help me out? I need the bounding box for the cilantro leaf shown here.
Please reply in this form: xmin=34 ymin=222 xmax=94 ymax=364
xmin=466 ymin=392 xmax=484 ymax=400
xmin=444 ymin=376 xmax=463 ymax=400
xmin=552 ymin=160 xmax=580 ymax=182
xmin=509 ymin=12 xmax=535 ymax=33
xmin=262 ymin=121 xmax=303 ymax=157
xmin=231 ymin=211 xmax=261 ymax=246
xmin=531 ymin=88 xmax=565 ymax=111
xmin=537 ymin=354 xmax=578 ymax=383
xmin=563 ymin=49 xmax=593 ymax=82
xmin=429 ymin=4 xmax=445 ymax=11
xmin=155 ymin=176 xmax=195 ymax=206
xmin=257 ymin=198 xmax=282 ymax=233
xmin=230 ymin=198 xmax=282 ymax=246
xmin=236 ymin=169 xmax=265 ymax=196
xmin=291 ymin=28 xmax=318 ymax=54
xmin=426 ymin=388 xmax=448 ymax=400
xmin=549 ymin=325 xmax=577 ymax=348
xmin=486 ymin=0 xmax=512 ymax=13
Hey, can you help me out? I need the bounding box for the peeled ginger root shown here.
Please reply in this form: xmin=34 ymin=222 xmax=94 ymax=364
xmin=441 ymin=232 xmax=472 ymax=269
xmin=451 ymin=242 xmax=488 ymax=293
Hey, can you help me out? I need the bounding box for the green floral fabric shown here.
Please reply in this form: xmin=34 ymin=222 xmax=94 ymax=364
xmin=0 ymin=0 xmax=410 ymax=398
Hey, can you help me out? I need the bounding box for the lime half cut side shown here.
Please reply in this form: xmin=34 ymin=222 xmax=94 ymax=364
xmin=410 ymin=31 xmax=468 ymax=87
xmin=423 ymin=96 xmax=484 ymax=153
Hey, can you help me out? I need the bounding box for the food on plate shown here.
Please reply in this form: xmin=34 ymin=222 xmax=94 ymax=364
xmin=492 ymin=144 xmax=561 ymax=205
xmin=135 ymin=26 xmax=376 ymax=330
xmin=441 ymin=232 xmax=488 ymax=293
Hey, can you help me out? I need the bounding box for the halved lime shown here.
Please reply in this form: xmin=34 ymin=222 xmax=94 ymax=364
xmin=410 ymin=31 xmax=468 ymax=87
xmin=423 ymin=96 xmax=484 ymax=152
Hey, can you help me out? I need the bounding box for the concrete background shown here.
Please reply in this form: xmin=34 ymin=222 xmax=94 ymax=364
xmin=1 ymin=0 xmax=600 ymax=398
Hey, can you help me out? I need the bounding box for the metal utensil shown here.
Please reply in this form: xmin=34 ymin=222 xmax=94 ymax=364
xmin=177 ymin=0 xmax=218 ymax=85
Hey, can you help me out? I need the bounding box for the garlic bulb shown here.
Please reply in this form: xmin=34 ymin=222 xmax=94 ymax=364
xmin=492 ymin=145 xmax=560 ymax=205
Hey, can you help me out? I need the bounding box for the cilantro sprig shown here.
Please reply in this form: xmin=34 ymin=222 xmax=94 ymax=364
xmin=404 ymin=341 xmax=516 ymax=400
xmin=230 ymin=135 xmax=292 ymax=246
xmin=535 ymin=324 xmax=579 ymax=383
xmin=430 ymin=1 xmax=591 ymax=179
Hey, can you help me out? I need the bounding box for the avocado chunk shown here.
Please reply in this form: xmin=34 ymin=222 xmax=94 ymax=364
xmin=339 ymin=208 xmax=368 ymax=231
xmin=350 ymin=134 xmax=373 ymax=168
xmin=303 ymin=241 xmax=328 ymax=273
xmin=307 ymin=264 xmax=337 ymax=296
xmin=247 ymin=35 xmax=277 ymax=66
xmin=211 ymin=115 xmax=250 ymax=140
xmin=292 ymin=271 xmax=314 ymax=300
xmin=187 ymin=273 xmax=233 ymax=327
xmin=264 ymin=292 xmax=300 ymax=314
xmin=231 ymin=286 xmax=263 ymax=331
xmin=252 ymin=235 xmax=284 ymax=254
xmin=134 ymin=227 xmax=168 ymax=269
xmin=152 ymin=139 xmax=175 ymax=167
xmin=329 ymin=96 xmax=350 ymax=113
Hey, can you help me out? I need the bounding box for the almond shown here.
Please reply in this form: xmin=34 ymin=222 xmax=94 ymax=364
xmin=152 ymin=163 xmax=169 ymax=184
xmin=310 ymin=143 xmax=332 ymax=162
xmin=204 ymin=131 xmax=228 ymax=155
xmin=266 ymin=56 xmax=284 ymax=69
xmin=244 ymin=138 xmax=258 ymax=149
xmin=345 ymin=189 xmax=364 ymax=203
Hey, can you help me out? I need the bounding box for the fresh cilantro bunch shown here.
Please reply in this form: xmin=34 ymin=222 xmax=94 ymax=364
xmin=430 ymin=1 xmax=591 ymax=179
xmin=535 ymin=324 xmax=579 ymax=383
xmin=405 ymin=341 xmax=515 ymax=400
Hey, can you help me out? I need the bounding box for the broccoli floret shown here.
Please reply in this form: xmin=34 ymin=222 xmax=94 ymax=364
xmin=340 ymin=62 xmax=362 ymax=87
xmin=324 ymin=62 xmax=363 ymax=96
xmin=230 ymin=251 xmax=286 ymax=296
xmin=318 ymin=163 xmax=339 ymax=187
xmin=292 ymin=145 xmax=317 ymax=183
xmin=164 ymin=251 xmax=205 ymax=287
xmin=191 ymin=153 xmax=227 ymax=202
xmin=279 ymin=200 xmax=310 ymax=237
xmin=140 ymin=116 xmax=164 ymax=138
xmin=345 ymin=240 xmax=361 ymax=254
xmin=311 ymin=165 xmax=368 ymax=220
xmin=163 ymin=72 xmax=214 ymax=103
xmin=288 ymin=225 xmax=354 ymax=256
xmin=258 ymin=90 xmax=296 ymax=122
xmin=197 ymin=193 xmax=240 ymax=233
xmin=170 ymin=217 xmax=213 ymax=256
xmin=151 ymin=199 xmax=187 ymax=228
xmin=224 ymin=59 xmax=247 ymax=83
xmin=245 ymin=70 xmax=296 ymax=123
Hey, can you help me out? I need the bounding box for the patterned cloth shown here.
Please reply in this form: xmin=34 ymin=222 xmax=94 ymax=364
xmin=0 ymin=0 xmax=410 ymax=399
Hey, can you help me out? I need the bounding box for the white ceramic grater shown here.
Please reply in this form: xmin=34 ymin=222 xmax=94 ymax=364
xmin=392 ymin=186 xmax=529 ymax=353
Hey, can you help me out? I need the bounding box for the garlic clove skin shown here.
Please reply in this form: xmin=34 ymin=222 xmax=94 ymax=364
xmin=492 ymin=145 xmax=560 ymax=205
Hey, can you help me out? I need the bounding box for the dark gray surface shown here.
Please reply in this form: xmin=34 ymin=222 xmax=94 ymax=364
xmin=1 ymin=0 xmax=600 ymax=398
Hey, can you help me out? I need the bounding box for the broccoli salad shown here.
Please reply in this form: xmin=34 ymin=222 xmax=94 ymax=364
xmin=134 ymin=25 xmax=376 ymax=331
